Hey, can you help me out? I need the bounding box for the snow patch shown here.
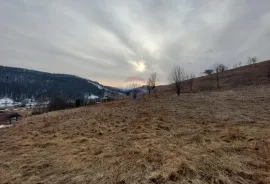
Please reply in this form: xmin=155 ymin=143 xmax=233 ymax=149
xmin=85 ymin=94 xmax=99 ymax=100
xmin=0 ymin=125 xmax=12 ymax=129
xmin=89 ymin=94 xmax=99 ymax=99
xmin=0 ymin=98 xmax=14 ymax=107
xmin=88 ymin=81 xmax=103 ymax=89
xmin=23 ymin=98 xmax=38 ymax=107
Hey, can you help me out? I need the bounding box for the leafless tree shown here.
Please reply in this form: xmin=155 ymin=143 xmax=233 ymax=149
xmin=127 ymin=82 xmax=141 ymax=89
xmin=146 ymin=80 xmax=151 ymax=95
xmin=169 ymin=65 xmax=186 ymax=96
xmin=247 ymin=56 xmax=257 ymax=65
xmin=216 ymin=64 xmax=228 ymax=72
xmin=233 ymin=64 xmax=238 ymax=69
xmin=214 ymin=64 xmax=227 ymax=89
xmin=215 ymin=66 xmax=220 ymax=88
xmin=267 ymin=61 xmax=270 ymax=81
xmin=203 ymin=69 xmax=214 ymax=75
xmin=146 ymin=73 xmax=157 ymax=95
xmin=187 ymin=74 xmax=196 ymax=91
xmin=238 ymin=61 xmax=242 ymax=67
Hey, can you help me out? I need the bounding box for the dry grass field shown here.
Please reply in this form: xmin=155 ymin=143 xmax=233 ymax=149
xmin=0 ymin=85 xmax=270 ymax=184
xmin=158 ymin=60 xmax=270 ymax=93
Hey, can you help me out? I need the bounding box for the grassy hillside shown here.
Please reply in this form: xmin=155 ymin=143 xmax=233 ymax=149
xmin=197 ymin=60 xmax=270 ymax=89
xmin=159 ymin=60 xmax=270 ymax=92
xmin=0 ymin=85 xmax=269 ymax=183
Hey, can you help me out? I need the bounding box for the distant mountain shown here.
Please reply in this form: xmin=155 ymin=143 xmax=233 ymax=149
xmin=0 ymin=65 xmax=119 ymax=101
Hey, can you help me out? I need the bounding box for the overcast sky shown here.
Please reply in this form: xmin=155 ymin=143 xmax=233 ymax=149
xmin=1 ymin=0 xmax=270 ymax=87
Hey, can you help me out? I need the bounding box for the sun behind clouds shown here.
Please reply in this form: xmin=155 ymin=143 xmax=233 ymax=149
xmin=129 ymin=60 xmax=146 ymax=72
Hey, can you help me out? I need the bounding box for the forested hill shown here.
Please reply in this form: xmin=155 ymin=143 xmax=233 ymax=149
xmin=0 ymin=65 xmax=112 ymax=101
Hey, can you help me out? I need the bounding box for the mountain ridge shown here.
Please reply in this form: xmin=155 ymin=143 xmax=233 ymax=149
xmin=0 ymin=65 xmax=118 ymax=101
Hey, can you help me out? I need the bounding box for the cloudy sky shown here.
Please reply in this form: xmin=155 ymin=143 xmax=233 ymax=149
xmin=1 ymin=0 xmax=270 ymax=87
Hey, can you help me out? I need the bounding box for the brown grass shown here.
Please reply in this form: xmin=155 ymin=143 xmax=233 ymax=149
xmin=158 ymin=60 xmax=270 ymax=93
xmin=0 ymin=85 xmax=270 ymax=184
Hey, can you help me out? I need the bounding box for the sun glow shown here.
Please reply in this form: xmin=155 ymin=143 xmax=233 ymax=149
xmin=129 ymin=60 xmax=146 ymax=72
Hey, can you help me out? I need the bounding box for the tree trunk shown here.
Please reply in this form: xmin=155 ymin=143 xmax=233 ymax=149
xmin=268 ymin=62 xmax=270 ymax=81
xmin=216 ymin=70 xmax=220 ymax=88
xmin=177 ymin=89 xmax=180 ymax=96
xmin=176 ymin=82 xmax=181 ymax=96
xmin=190 ymin=79 xmax=193 ymax=91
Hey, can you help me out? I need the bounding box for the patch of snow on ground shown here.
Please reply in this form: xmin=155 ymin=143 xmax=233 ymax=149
xmin=0 ymin=98 xmax=14 ymax=107
xmin=88 ymin=81 xmax=103 ymax=89
xmin=89 ymin=94 xmax=99 ymax=99
xmin=0 ymin=98 xmax=14 ymax=104
xmin=0 ymin=125 xmax=12 ymax=129
xmin=85 ymin=94 xmax=99 ymax=100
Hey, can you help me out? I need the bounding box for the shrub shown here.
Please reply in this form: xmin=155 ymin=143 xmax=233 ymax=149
xmin=47 ymin=96 xmax=74 ymax=112
xmin=75 ymin=99 xmax=82 ymax=107
xmin=203 ymin=69 xmax=214 ymax=75
xmin=31 ymin=107 xmax=46 ymax=116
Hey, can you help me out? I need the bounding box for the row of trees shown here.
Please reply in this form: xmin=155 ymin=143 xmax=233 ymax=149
xmin=203 ymin=64 xmax=228 ymax=75
xmin=202 ymin=56 xmax=260 ymax=89
xmin=202 ymin=64 xmax=229 ymax=89
xmin=145 ymin=67 xmax=195 ymax=96
xmin=232 ymin=57 xmax=258 ymax=68
xmin=204 ymin=56 xmax=258 ymax=76
xmin=146 ymin=56 xmax=270 ymax=97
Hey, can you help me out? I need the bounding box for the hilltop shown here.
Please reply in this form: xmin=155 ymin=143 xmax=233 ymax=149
xmin=0 ymin=84 xmax=269 ymax=184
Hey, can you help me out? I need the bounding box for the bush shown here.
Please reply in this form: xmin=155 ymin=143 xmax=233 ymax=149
xmin=47 ymin=96 xmax=74 ymax=112
xmin=75 ymin=99 xmax=84 ymax=107
xmin=85 ymin=100 xmax=96 ymax=106
xmin=203 ymin=69 xmax=214 ymax=75
xmin=31 ymin=107 xmax=46 ymax=116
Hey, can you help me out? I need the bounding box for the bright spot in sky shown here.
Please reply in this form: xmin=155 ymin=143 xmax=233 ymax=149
xmin=129 ymin=60 xmax=146 ymax=72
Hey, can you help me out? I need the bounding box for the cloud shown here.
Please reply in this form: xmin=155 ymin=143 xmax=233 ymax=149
xmin=1 ymin=0 xmax=270 ymax=86
xmin=129 ymin=60 xmax=146 ymax=72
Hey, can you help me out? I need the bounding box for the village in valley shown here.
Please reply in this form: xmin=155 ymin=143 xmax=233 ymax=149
xmin=0 ymin=90 xmax=120 ymax=126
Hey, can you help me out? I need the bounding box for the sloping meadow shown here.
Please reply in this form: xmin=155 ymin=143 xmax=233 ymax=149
xmin=0 ymin=85 xmax=269 ymax=184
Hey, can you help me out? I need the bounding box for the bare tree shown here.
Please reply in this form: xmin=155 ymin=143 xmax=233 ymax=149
xmin=238 ymin=61 xmax=242 ymax=67
xmin=213 ymin=64 xmax=228 ymax=89
xmin=203 ymin=69 xmax=214 ymax=75
xmin=216 ymin=64 xmax=228 ymax=72
xmin=215 ymin=66 xmax=220 ymax=88
xmin=247 ymin=56 xmax=257 ymax=65
xmin=233 ymin=64 xmax=238 ymax=69
xmin=213 ymin=64 xmax=227 ymax=89
xmin=146 ymin=73 xmax=157 ymax=95
xmin=124 ymin=82 xmax=142 ymax=101
xmin=127 ymin=82 xmax=141 ymax=90
xmin=146 ymin=79 xmax=151 ymax=95
xmin=187 ymin=74 xmax=196 ymax=92
xmin=267 ymin=62 xmax=270 ymax=81
xmin=169 ymin=65 xmax=186 ymax=96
